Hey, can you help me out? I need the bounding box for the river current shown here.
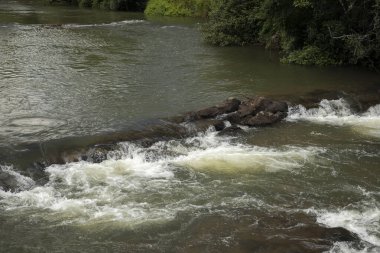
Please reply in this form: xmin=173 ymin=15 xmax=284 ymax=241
xmin=0 ymin=1 xmax=379 ymax=253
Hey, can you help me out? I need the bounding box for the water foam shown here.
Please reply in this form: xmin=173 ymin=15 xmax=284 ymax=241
xmin=0 ymin=165 xmax=35 ymax=192
xmin=306 ymin=202 xmax=380 ymax=253
xmin=287 ymin=99 xmax=380 ymax=138
xmin=63 ymin=20 xmax=146 ymax=28
xmin=174 ymin=144 xmax=319 ymax=173
xmin=0 ymin=130 xmax=322 ymax=226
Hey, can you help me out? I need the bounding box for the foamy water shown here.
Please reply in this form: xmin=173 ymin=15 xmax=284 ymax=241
xmin=287 ymin=99 xmax=380 ymax=138
xmin=0 ymin=130 xmax=321 ymax=227
xmin=63 ymin=20 xmax=146 ymax=28
xmin=306 ymin=199 xmax=380 ymax=253
xmin=0 ymin=20 xmax=146 ymax=30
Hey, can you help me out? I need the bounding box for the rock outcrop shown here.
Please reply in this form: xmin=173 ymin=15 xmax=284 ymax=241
xmin=179 ymin=96 xmax=288 ymax=132
xmin=6 ymin=96 xmax=289 ymax=170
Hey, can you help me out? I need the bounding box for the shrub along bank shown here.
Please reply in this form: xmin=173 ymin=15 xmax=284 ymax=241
xmin=145 ymin=0 xmax=379 ymax=70
xmin=144 ymin=0 xmax=210 ymax=17
xmin=202 ymin=0 xmax=380 ymax=69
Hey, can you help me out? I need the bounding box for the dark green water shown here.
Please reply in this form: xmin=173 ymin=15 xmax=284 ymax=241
xmin=0 ymin=1 xmax=379 ymax=253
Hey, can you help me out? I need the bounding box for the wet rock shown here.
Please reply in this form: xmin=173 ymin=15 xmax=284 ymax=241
xmin=196 ymin=106 xmax=221 ymax=119
xmin=186 ymin=98 xmax=242 ymax=121
xmin=354 ymin=92 xmax=380 ymax=111
xmin=0 ymin=169 xmax=19 ymax=192
xmin=238 ymin=96 xmax=266 ymax=117
xmin=218 ymin=125 xmax=244 ymax=136
xmin=216 ymin=97 xmax=241 ymax=113
xmin=180 ymin=96 xmax=289 ymax=131
xmin=191 ymin=119 xmax=226 ymax=132
xmin=84 ymin=149 xmax=107 ymax=163
xmin=213 ymin=120 xmax=226 ymax=131
xmin=237 ymin=97 xmax=288 ymax=117
xmin=223 ymin=112 xmax=241 ymax=124
xmin=323 ymin=227 xmax=359 ymax=242
xmin=264 ymin=100 xmax=288 ymax=114
xmin=241 ymin=111 xmax=287 ymax=127
xmin=82 ymin=144 xmax=115 ymax=163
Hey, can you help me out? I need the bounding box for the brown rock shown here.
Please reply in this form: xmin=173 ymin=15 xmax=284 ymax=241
xmin=238 ymin=97 xmax=288 ymax=117
xmin=216 ymin=97 xmax=241 ymax=113
xmin=218 ymin=125 xmax=244 ymax=136
xmin=238 ymin=96 xmax=266 ymax=117
xmin=223 ymin=112 xmax=241 ymax=124
xmin=241 ymin=111 xmax=286 ymax=127
xmin=196 ymin=106 xmax=220 ymax=119
xmin=189 ymin=98 xmax=242 ymax=121
xmin=192 ymin=119 xmax=226 ymax=131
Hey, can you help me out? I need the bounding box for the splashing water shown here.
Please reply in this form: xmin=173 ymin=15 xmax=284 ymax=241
xmin=287 ymin=99 xmax=380 ymax=138
xmin=0 ymin=130 xmax=322 ymax=227
xmin=63 ymin=20 xmax=146 ymax=28
xmin=306 ymin=201 xmax=380 ymax=253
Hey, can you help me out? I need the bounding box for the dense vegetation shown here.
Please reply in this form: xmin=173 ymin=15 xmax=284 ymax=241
xmin=144 ymin=0 xmax=209 ymax=17
xmin=144 ymin=0 xmax=379 ymax=69
xmin=203 ymin=0 xmax=380 ymax=69
xmin=49 ymin=0 xmax=147 ymax=11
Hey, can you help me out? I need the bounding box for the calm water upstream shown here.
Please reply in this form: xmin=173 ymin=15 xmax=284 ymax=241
xmin=0 ymin=1 xmax=380 ymax=252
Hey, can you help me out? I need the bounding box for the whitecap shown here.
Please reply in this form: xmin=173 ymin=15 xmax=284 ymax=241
xmin=63 ymin=20 xmax=146 ymax=28
xmin=0 ymin=130 xmax=323 ymax=226
xmin=306 ymin=204 xmax=380 ymax=250
xmin=287 ymin=99 xmax=380 ymax=138
xmin=0 ymin=165 xmax=35 ymax=192
xmin=173 ymin=144 xmax=321 ymax=173
xmin=327 ymin=242 xmax=379 ymax=253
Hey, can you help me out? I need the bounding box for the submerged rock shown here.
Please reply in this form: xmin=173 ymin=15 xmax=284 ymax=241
xmin=0 ymin=169 xmax=20 ymax=192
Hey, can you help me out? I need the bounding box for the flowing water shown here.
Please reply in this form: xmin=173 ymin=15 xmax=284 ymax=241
xmin=1 ymin=1 xmax=380 ymax=252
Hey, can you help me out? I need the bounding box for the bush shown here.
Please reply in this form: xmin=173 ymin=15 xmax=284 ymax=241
xmin=281 ymin=45 xmax=338 ymax=65
xmin=202 ymin=0 xmax=260 ymax=46
xmin=144 ymin=0 xmax=210 ymax=17
xmin=203 ymin=0 xmax=380 ymax=70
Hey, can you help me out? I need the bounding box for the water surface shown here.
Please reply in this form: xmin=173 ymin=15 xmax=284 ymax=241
xmin=0 ymin=1 xmax=379 ymax=253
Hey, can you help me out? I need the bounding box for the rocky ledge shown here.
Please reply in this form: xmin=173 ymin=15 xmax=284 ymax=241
xmin=172 ymin=96 xmax=288 ymax=132
xmin=1 ymin=96 xmax=289 ymax=175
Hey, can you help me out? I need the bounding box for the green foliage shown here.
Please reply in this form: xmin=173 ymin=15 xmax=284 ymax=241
xmin=144 ymin=0 xmax=210 ymax=17
xmin=203 ymin=0 xmax=380 ymax=70
xmin=281 ymin=45 xmax=338 ymax=65
xmin=202 ymin=0 xmax=260 ymax=46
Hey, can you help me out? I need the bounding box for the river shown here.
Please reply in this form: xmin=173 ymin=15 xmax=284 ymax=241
xmin=0 ymin=1 xmax=379 ymax=252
